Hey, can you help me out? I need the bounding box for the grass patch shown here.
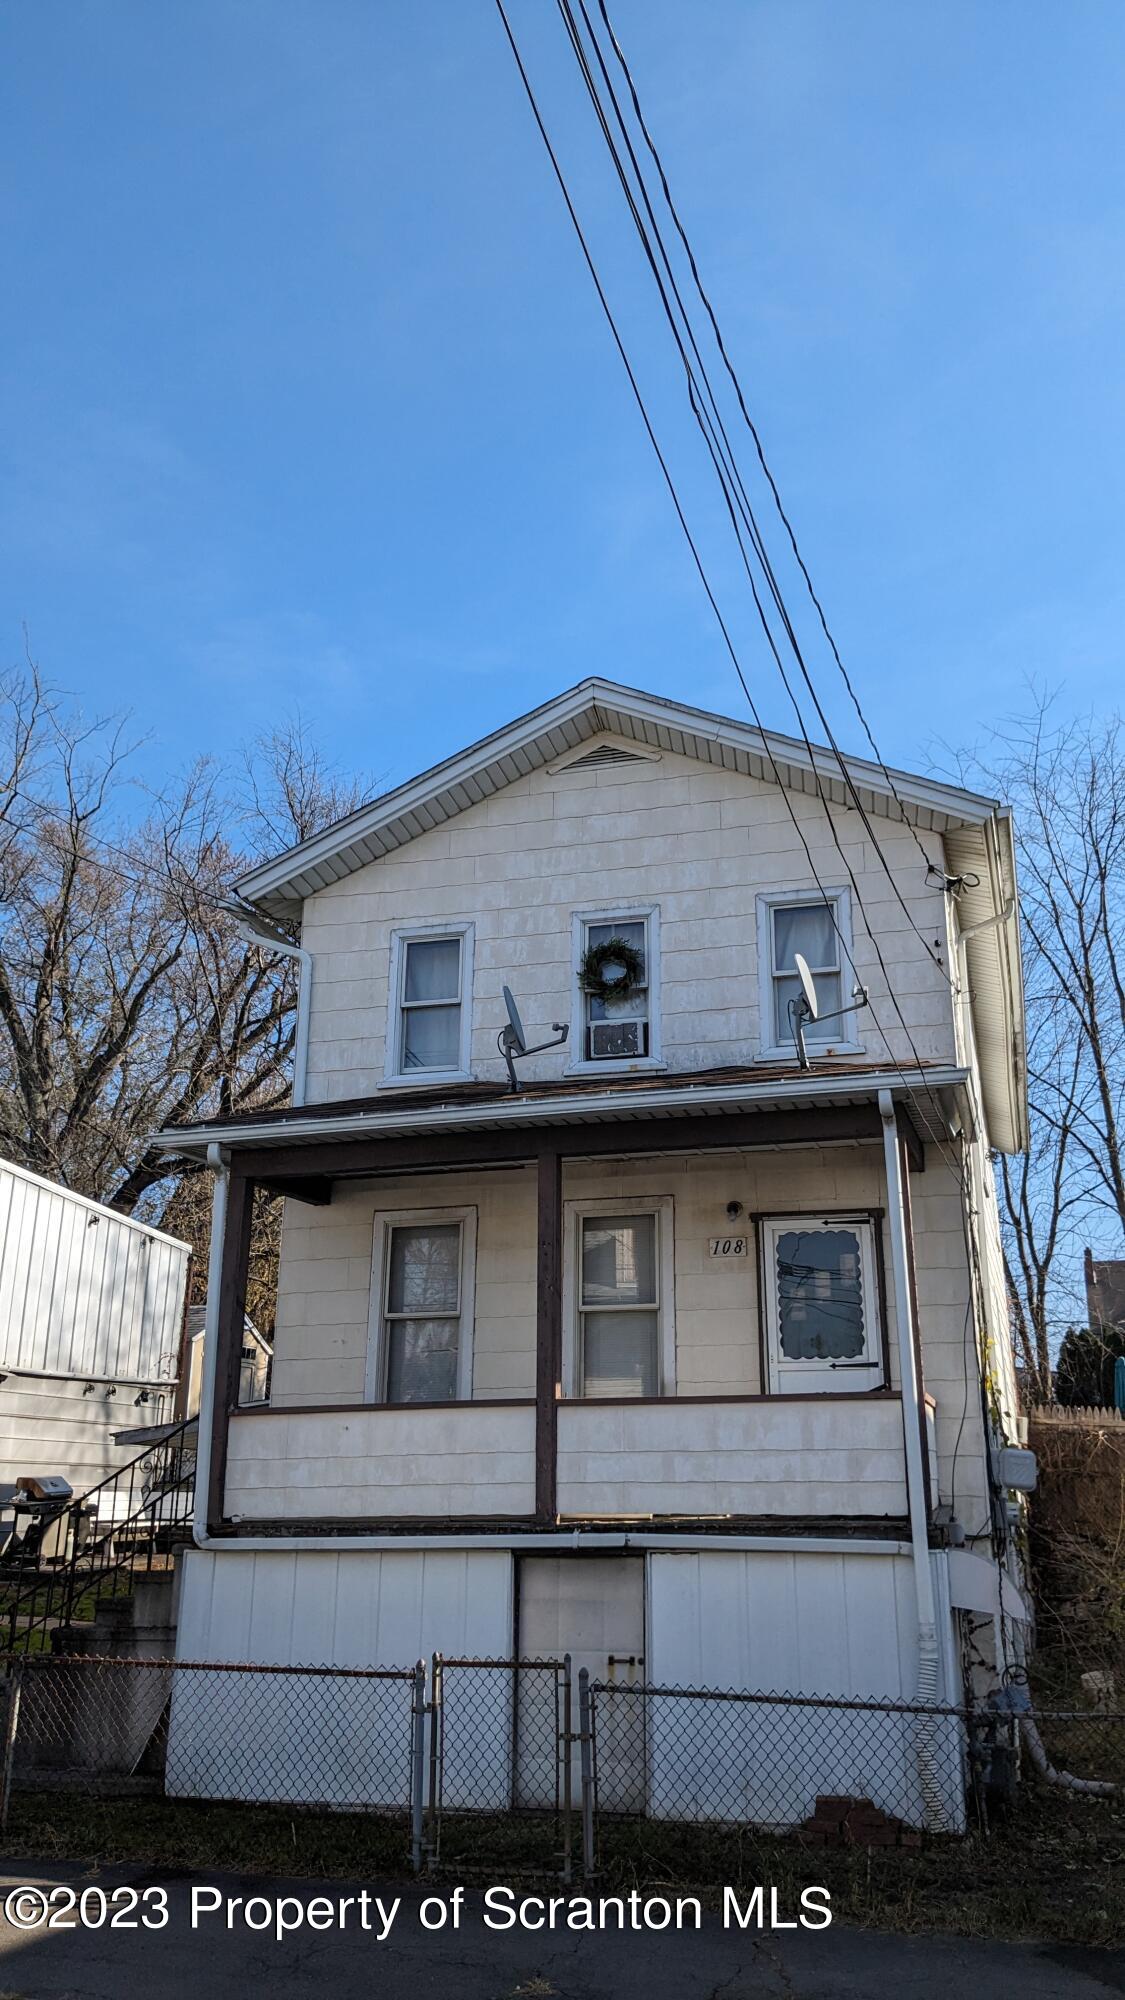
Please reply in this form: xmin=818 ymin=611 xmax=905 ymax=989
xmin=3 ymin=1792 xmax=413 ymax=1881
xmin=2 ymin=1784 xmax=1123 ymax=1946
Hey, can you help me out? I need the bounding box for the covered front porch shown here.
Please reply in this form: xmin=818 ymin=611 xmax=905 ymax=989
xmin=173 ymin=1063 xmax=961 ymax=1537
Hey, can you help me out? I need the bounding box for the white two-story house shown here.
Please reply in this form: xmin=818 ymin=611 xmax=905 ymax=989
xmin=157 ymin=680 xmax=1029 ymax=1782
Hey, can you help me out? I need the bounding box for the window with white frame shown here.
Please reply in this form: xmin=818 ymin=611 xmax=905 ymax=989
xmin=386 ymin=925 xmax=473 ymax=1081
xmin=576 ymin=911 xmax=655 ymax=1065
xmin=760 ymin=1214 xmax=884 ymax=1394
xmin=758 ymin=891 xmax=856 ymax=1055
xmin=368 ymin=1209 xmax=476 ymax=1403
xmin=565 ymin=1199 xmax=674 ymax=1398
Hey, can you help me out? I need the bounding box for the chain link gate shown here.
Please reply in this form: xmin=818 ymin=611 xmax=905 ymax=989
xmin=425 ymin=1655 xmax=575 ymax=1879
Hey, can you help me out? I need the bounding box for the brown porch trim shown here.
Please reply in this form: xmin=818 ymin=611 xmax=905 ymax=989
xmin=206 ymin=1165 xmax=255 ymax=1536
xmin=229 ymin=1397 xmax=537 ymax=1418
xmin=241 ymin=1103 xmax=886 ymax=1193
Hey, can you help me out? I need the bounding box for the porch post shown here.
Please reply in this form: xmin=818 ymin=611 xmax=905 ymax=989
xmin=535 ymin=1144 xmax=563 ymax=1524
xmin=204 ymin=1164 xmax=255 ymax=1535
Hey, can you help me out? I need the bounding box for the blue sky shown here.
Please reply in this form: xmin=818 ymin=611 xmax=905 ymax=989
xmin=2 ymin=0 xmax=1124 ymax=799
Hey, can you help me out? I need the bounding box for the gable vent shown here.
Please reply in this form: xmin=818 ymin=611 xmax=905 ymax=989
xmin=565 ymin=744 xmax=652 ymax=770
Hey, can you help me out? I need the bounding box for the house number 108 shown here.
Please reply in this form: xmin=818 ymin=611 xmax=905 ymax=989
xmin=708 ymin=1236 xmax=747 ymax=1257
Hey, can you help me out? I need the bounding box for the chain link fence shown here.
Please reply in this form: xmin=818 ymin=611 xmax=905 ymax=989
xmin=587 ymin=1680 xmax=969 ymax=1834
xmin=1 ymin=1654 xmax=426 ymax=1864
xmin=2 ymin=1652 xmax=1121 ymax=1878
xmin=425 ymin=1656 xmax=573 ymax=1878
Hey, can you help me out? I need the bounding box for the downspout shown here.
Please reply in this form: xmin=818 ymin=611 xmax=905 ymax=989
xmin=193 ymin=1143 xmax=229 ymax=1547
xmin=879 ymin=1089 xmax=950 ymax=1829
xmin=224 ymin=902 xmax=312 ymax=1108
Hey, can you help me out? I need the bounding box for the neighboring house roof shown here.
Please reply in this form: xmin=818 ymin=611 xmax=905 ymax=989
xmin=184 ymin=1305 xmax=271 ymax=1352
xmin=1086 ymin=1249 xmax=1125 ymax=1335
xmin=226 ymin=678 xmax=1026 ymax=1154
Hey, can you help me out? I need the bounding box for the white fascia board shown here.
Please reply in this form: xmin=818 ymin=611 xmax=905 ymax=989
xmin=233 ymin=678 xmax=1004 ymax=916
xmin=154 ymin=1065 xmax=969 ymax=1159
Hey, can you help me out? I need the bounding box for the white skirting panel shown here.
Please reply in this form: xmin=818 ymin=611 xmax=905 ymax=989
xmin=168 ymin=1546 xmax=514 ymax=1807
xmin=645 ymin=1548 xmax=964 ymax=1830
xmin=175 ymin=1545 xmax=514 ymax=1667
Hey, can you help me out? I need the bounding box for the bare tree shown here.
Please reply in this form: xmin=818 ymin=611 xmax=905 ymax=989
xmin=952 ymin=698 xmax=1125 ymax=1400
xmin=0 ymin=661 xmax=373 ymax=1218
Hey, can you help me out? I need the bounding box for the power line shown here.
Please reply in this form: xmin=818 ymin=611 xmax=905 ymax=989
xmin=492 ymin=0 xmax=966 ymax=1190
xmin=593 ymin=0 xmax=938 ymax=883
xmin=558 ymin=0 xmax=952 ymax=989
xmin=0 ymin=788 xmax=255 ymax=924
xmin=535 ymin=0 xmax=965 ymax=1177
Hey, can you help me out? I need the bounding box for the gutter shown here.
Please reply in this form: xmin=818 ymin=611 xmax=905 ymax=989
xmin=224 ymin=902 xmax=311 ymax=1109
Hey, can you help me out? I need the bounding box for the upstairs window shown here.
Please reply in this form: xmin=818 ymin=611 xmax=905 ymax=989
xmin=369 ymin=1208 xmax=476 ymax=1403
xmin=757 ymin=890 xmax=858 ymax=1057
xmin=386 ymin=924 xmax=474 ymax=1082
xmin=760 ymin=1214 xmax=884 ymax=1394
xmin=575 ymin=910 xmax=659 ymax=1066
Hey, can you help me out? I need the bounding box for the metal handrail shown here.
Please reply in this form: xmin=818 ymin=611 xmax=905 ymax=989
xmin=2 ymin=1418 xmax=196 ymax=1656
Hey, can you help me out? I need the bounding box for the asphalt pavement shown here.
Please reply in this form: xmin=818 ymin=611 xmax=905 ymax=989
xmin=0 ymin=1860 xmax=1121 ymax=1998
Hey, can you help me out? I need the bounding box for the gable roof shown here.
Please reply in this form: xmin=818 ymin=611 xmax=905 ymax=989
xmin=233 ymin=678 xmax=1006 ymax=921
xmin=232 ymin=678 xmax=1026 ymax=1154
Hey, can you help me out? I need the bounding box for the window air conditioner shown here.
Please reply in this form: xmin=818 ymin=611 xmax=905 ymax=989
xmin=589 ymin=1019 xmax=646 ymax=1060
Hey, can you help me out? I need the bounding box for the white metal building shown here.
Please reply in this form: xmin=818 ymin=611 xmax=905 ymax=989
xmin=0 ymin=1159 xmax=191 ymax=1499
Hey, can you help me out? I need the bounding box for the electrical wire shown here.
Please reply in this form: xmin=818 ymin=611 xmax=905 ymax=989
xmin=494 ymin=0 xmax=965 ymax=1186
xmin=559 ymin=0 xmax=953 ymax=990
xmin=593 ymin=0 xmax=938 ymax=882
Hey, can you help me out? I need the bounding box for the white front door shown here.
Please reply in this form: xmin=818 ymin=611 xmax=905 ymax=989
xmin=516 ymin=1556 xmax=646 ymax=1811
xmin=761 ymin=1215 xmax=886 ymax=1394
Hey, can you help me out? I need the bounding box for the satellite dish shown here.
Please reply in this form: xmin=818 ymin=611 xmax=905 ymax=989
xmin=786 ymin=948 xmax=870 ymax=1073
xmin=793 ymin=952 xmax=819 ymax=1021
xmin=502 ymin=985 xmax=527 ymax=1056
xmin=497 ymin=985 xmax=569 ymax=1093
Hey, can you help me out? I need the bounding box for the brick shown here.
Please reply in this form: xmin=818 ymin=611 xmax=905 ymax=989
xmin=847 ymin=1824 xmax=898 ymax=1848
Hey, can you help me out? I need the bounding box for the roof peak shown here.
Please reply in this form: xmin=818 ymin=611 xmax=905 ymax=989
xmin=234 ymin=677 xmax=1004 ymax=921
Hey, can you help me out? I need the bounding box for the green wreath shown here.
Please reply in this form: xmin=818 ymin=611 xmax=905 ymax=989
xmin=579 ymin=935 xmax=645 ymax=1003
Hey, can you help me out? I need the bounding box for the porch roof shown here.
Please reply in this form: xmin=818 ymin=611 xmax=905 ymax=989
xmin=155 ymin=1057 xmax=968 ymax=1163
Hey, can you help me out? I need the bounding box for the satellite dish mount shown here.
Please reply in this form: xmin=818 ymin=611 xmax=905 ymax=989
xmin=788 ymin=952 xmax=870 ymax=1072
xmin=498 ymin=985 xmax=569 ymax=1094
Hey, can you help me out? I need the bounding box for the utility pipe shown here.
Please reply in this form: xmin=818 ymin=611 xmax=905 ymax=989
xmin=190 ymin=1527 xmax=914 ymax=1557
xmin=879 ymin=1088 xmax=949 ymax=1828
xmin=192 ymin=1142 xmax=229 ymax=1547
xmin=224 ymin=902 xmax=312 ymax=1108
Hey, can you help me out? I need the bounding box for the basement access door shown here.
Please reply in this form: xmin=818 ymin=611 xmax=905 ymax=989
xmin=515 ymin=1554 xmax=646 ymax=1811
